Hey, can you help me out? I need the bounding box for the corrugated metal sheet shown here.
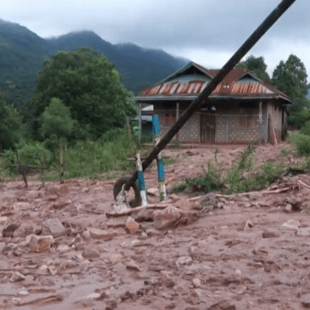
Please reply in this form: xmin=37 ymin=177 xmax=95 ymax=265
xmin=141 ymin=81 xmax=273 ymax=97
xmin=138 ymin=63 xmax=291 ymax=102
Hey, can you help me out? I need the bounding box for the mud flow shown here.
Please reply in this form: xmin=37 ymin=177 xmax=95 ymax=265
xmin=0 ymin=143 xmax=309 ymax=310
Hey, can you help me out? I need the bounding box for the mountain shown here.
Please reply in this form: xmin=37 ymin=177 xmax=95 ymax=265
xmin=0 ymin=20 xmax=188 ymax=115
xmin=47 ymin=32 xmax=187 ymax=92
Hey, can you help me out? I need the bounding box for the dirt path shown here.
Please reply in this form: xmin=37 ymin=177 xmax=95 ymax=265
xmin=0 ymin=142 xmax=309 ymax=310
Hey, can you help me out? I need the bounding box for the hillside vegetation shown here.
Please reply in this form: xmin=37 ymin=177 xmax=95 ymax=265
xmin=0 ymin=19 xmax=187 ymax=114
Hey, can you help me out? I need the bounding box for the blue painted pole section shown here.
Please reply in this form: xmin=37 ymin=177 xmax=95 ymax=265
xmin=136 ymin=153 xmax=147 ymax=206
xmin=153 ymin=115 xmax=167 ymax=201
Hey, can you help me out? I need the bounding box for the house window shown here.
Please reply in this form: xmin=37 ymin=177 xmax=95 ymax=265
xmin=240 ymin=116 xmax=255 ymax=127
xmin=165 ymin=113 xmax=176 ymax=126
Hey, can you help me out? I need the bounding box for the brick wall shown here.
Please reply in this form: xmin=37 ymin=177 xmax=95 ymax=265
xmin=154 ymin=108 xmax=200 ymax=142
xmin=214 ymin=114 xmax=263 ymax=143
xmin=152 ymin=101 xmax=284 ymax=144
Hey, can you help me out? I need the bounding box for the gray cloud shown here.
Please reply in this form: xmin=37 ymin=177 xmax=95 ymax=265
xmin=1 ymin=0 xmax=310 ymax=77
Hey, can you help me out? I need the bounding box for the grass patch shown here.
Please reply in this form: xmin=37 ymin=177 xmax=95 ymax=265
xmin=173 ymin=142 xmax=290 ymax=195
xmin=0 ymin=128 xmax=141 ymax=181
xmin=288 ymin=134 xmax=310 ymax=156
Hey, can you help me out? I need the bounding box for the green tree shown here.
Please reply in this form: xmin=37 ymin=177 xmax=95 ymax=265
xmin=41 ymin=98 xmax=74 ymax=140
xmin=41 ymin=98 xmax=75 ymax=181
xmin=272 ymin=54 xmax=309 ymax=112
xmin=0 ymin=91 xmax=24 ymax=151
xmin=238 ymin=55 xmax=270 ymax=82
xmin=32 ymin=47 xmax=136 ymax=140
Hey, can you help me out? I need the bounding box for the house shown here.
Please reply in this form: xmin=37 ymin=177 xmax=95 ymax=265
xmin=132 ymin=62 xmax=292 ymax=144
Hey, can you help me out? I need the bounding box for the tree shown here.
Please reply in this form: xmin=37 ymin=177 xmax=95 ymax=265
xmin=238 ymin=55 xmax=270 ymax=82
xmin=0 ymin=91 xmax=24 ymax=151
xmin=41 ymin=98 xmax=74 ymax=140
xmin=32 ymin=48 xmax=136 ymax=140
xmin=272 ymin=54 xmax=309 ymax=112
xmin=41 ymin=98 xmax=75 ymax=181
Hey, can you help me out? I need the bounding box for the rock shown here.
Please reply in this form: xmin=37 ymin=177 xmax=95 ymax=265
xmin=28 ymin=235 xmax=54 ymax=252
xmin=136 ymin=209 xmax=155 ymax=222
xmin=52 ymin=199 xmax=72 ymax=209
xmin=82 ymin=230 xmax=91 ymax=240
xmin=88 ymin=228 xmax=117 ymax=240
xmin=176 ymin=256 xmax=193 ymax=267
xmin=153 ymin=206 xmax=182 ymax=230
xmin=285 ymin=204 xmax=293 ymax=213
xmin=10 ymin=271 xmax=25 ymax=282
xmin=161 ymin=271 xmax=176 ymax=288
xmin=282 ymin=220 xmax=300 ymax=231
xmin=199 ymin=193 xmax=216 ymax=209
xmin=287 ymin=196 xmax=302 ymax=211
xmin=138 ymin=232 xmax=148 ymax=239
xmin=169 ymin=194 xmax=181 ymax=202
xmin=25 ymin=191 xmax=40 ymax=200
xmin=192 ymin=278 xmax=202 ymax=288
xmin=109 ymin=254 xmax=123 ymax=265
xmin=0 ymin=217 xmax=8 ymax=223
xmin=147 ymin=188 xmax=159 ymax=196
xmin=69 ymin=234 xmax=84 ymax=246
xmin=13 ymin=223 xmax=34 ymax=237
xmin=193 ymin=288 xmax=203 ymax=298
xmin=146 ymin=228 xmax=161 ymax=236
xmin=244 ymin=220 xmax=253 ymax=231
xmin=126 ymin=217 xmax=140 ymax=235
xmin=0 ymin=242 xmax=6 ymax=254
xmin=57 ymin=245 xmax=70 ymax=253
xmin=148 ymin=265 xmax=165 ymax=272
xmin=207 ymin=300 xmax=236 ymax=310
xmin=18 ymin=289 xmax=29 ymax=296
xmin=247 ymin=193 xmax=261 ymax=200
xmin=58 ymin=184 xmax=69 ymax=196
xmin=82 ymin=247 xmax=100 ymax=259
xmin=46 ymin=186 xmax=59 ymax=196
xmin=302 ymin=297 xmax=310 ymax=308
xmin=2 ymin=224 xmax=19 ymax=238
xmin=41 ymin=218 xmax=66 ymax=237
xmin=13 ymin=202 xmax=31 ymax=210
xmin=262 ymin=231 xmax=279 ymax=238
xmin=126 ymin=260 xmax=142 ymax=271
xmin=297 ymin=228 xmax=310 ymax=236
xmin=13 ymin=247 xmax=23 ymax=257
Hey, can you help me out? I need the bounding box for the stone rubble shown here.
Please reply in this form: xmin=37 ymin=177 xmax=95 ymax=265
xmin=0 ymin=143 xmax=308 ymax=309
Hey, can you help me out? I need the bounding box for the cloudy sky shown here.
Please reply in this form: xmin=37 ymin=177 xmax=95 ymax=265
xmin=1 ymin=0 xmax=309 ymax=79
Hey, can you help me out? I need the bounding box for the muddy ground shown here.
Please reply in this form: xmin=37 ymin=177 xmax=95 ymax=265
xmin=0 ymin=142 xmax=310 ymax=309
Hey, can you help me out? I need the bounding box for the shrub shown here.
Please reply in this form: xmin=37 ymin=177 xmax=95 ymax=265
xmin=63 ymin=130 xmax=137 ymax=179
xmin=288 ymin=134 xmax=310 ymax=156
xmin=2 ymin=139 xmax=53 ymax=174
xmin=300 ymin=120 xmax=310 ymax=136
xmin=99 ymin=127 xmax=127 ymax=144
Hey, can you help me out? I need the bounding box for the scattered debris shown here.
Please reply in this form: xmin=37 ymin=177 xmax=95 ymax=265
xmin=126 ymin=260 xmax=142 ymax=271
xmin=10 ymin=272 xmax=25 ymax=282
xmin=0 ymin=144 xmax=309 ymax=309
xmin=3 ymin=223 xmax=20 ymax=238
xmin=88 ymin=228 xmax=117 ymax=240
xmin=41 ymin=218 xmax=66 ymax=237
xmin=28 ymin=235 xmax=54 ymax=252
xmin=82 ymin=247 xmax=100 ymax=259
xmin=125 ymin=217 xmax=140 ymax=235
xmin=262 ymin=231 xmax=279 ymax=238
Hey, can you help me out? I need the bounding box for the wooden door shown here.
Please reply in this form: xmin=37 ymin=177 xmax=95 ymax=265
xmin=200 ymin=114 xmax=215 ymax=143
